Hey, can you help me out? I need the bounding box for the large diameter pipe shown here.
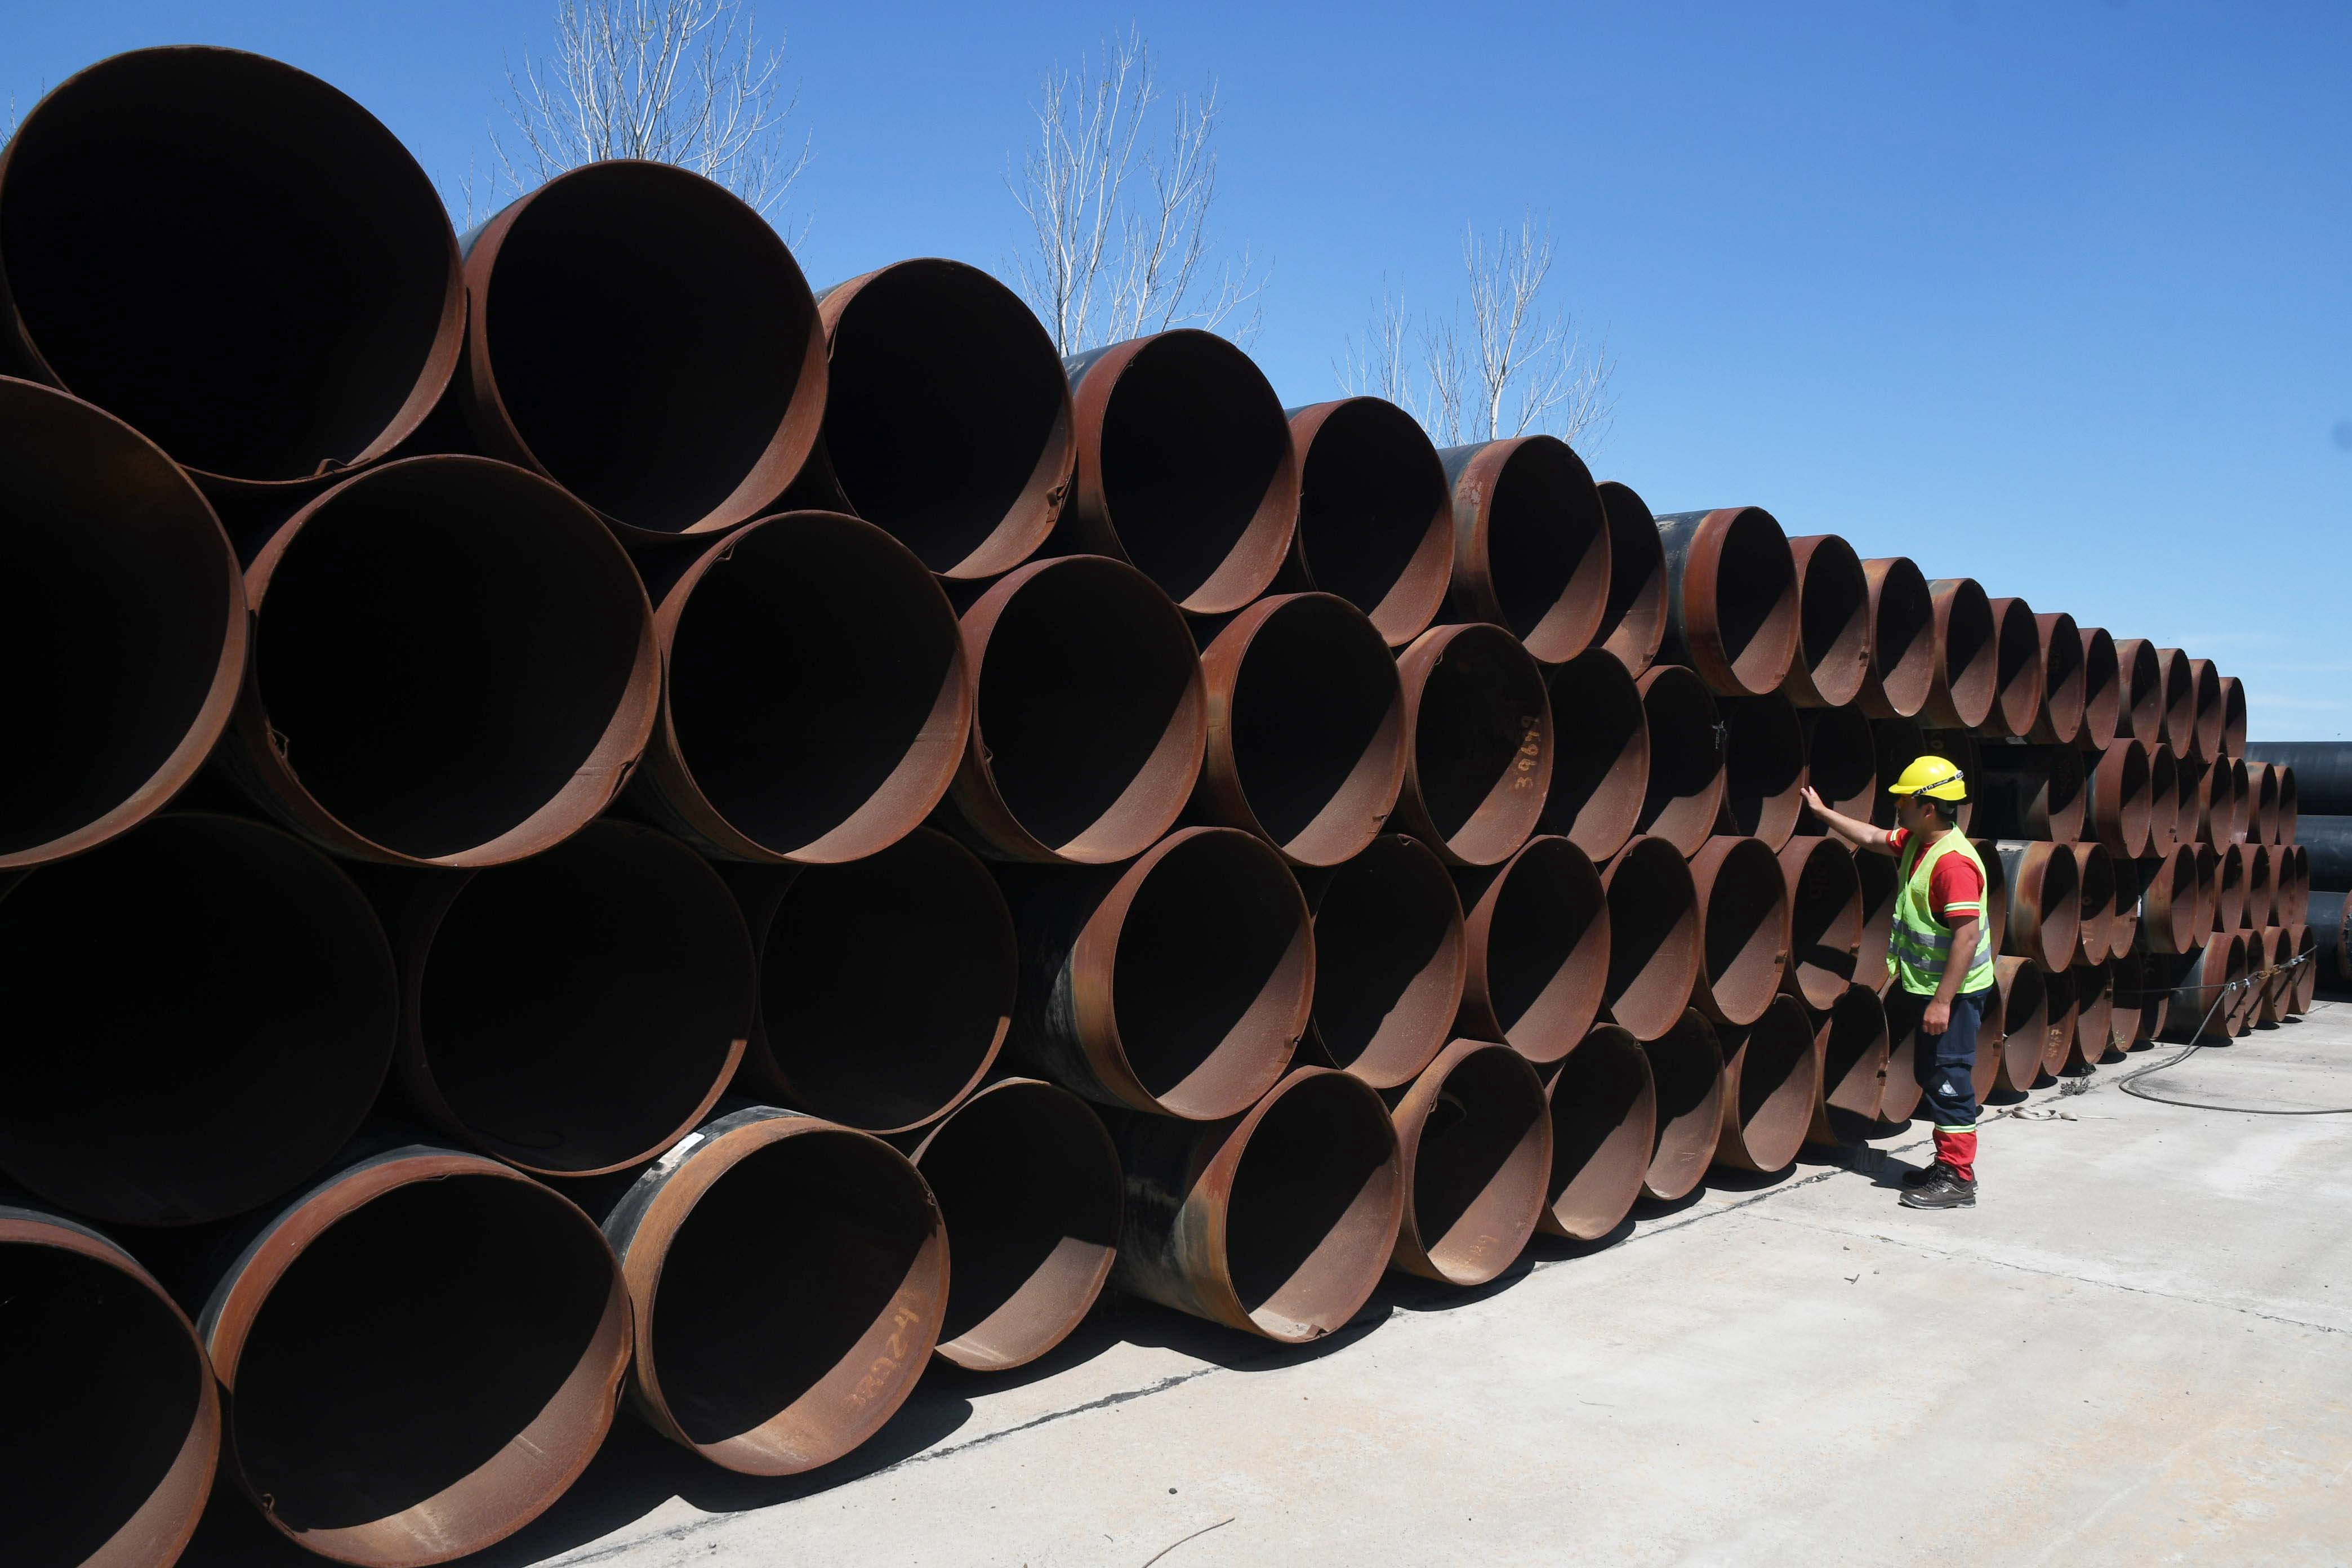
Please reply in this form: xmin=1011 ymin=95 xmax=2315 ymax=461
xmin=1063 ymin=331 xmax=1296 ymax=613
xmin=1193 ymin=591 xmax=1407 ymax=866
xmin=0 ymin=1199 xmax=220 ymax=1568
xmin=1285 ymin=398 xmax=1453 ymax=646
xmin=1855 ymin=556 xmax=1935 ymax=719
xmin=1983 ymin=596 xmax=2044 ymax=738
xmin=1654 ymin=507 xmax=1799 ymax=697
xmin=2151 ymin=647 xmax=2196 ymax=759
xmin=2252 ymin=926 xmax=2292 ymax=1027
xmin=1992 ymin=957 xmax=2048 ymax=1093
xmin=2243 ymin=843 xmax=2275 ymax=930
xmin=1594 ymin=480 xmax=1669 ymax=674
xmin=2087 ymin=740 xmax=2155 ymax=859
xmin=200 ymin=1142 xmax=631 ymax=1564
xmin=0 ymin=378 xmax=246 ymax=871
xmin=1868 ymin=715 xmax=1927 ymax=831
xmin=1639 ymin=1010 xmax=1725 ymax=1201
xmin=904 ymin=1079 xmax=1119 ymax=1373
xmin=1633 ymin=665 xmax=1727 ymax=854
xmin=731 ymin=828 xmax=1013 ymax=1132
xmin=461 ymin=160 xmax=824 ymax=541
xmin=2244 ymin=763 xmax=2280 ymax=849
xmin=2289 ymin=923 xmax=2318 ymax=1016
xmin=2070 ymin=961 xmax=2114 ymax=1067
xmin=1919 ymin=577 xmax=1997 ymax=730
xmin=635 ymin=511 xmax=971 ymax=863
xmin=1112 ymin=1066 xmax=1404 ymax=1341
xmin=2110 ymin=951 xmax=2157 ymax=1052
xmin=2242 ymin=743 xmax=2352 ymax=813
xmin=2217 ymin=675 xmax=2249 ymax=759
xmin=1297 ymin=835 xmax=1466 ymax=1088
xmin=2146 ymin=744 xmax=2183 ymax=856
xmin=1781 ymin=533 xmax=1870 ymax=708
xmin=1921 ymin=727 xmax=1981 ymax=834
xmin=943 ymin=554 xmax=1205 ymax=864
xmin=1601 ymin=837 xmax=1703 ymax=1040
xmin=600 ymin=1107 xmax=945 ymax=1474
xmin=814 ymin=258 xmax=1070 ymax=578
xmin=1438 ymin=437 xmax=1611 ymax=663
xmin=1387 ymin=1039 xmax=1551 ymax=1286
xmin=1799 ymin=705 xmax=1878 ymax=831
xmin=2037 ymin=965 xmax=2079 ymax=1078
xmin=2111 ymin=637 xmax=2164 ymax=749
xmin=2077 ymin=626 xmax=2124 ymax=752
xmin=1712 ymin=995 xmax=1819 ymax=1173
xmin=2075 ymin=842 xmax=2118 ymax=965
xmin=2214 ymin=843 xmax=2249 ymax=932
xmin=1856 ymin=849 xmax=1899 ymax=992
xmin=1454 ymin=836 xmax=1610 ymax=1066
xmin=0 ymin=814 xmax=394 ymax=1226
xmin=0 ymin=48 xmax=462 ymax=493
xmin=1538 ymin=1026 xmax=1656 ymax=1239
xmin=1807 ymin=983 xmax=1888 ymax=1146
xmin=1393 ymin=622 xmax=1554 ymax=865
xmin=1689 ymin=836 xmax=1792 ymax=1027
xmin=2276 ymin=768 xmax=2301 ymax=849
xmin=2311 ymin=890 xmax=2350 ymax=986
xmin=219 ymin=456 xmax=660 ymax=866
xmin=2159 ymin=937 xmax=2242 ymax=1041
xmin=1003 ymin=826 xmax=1310 ymax=1120
xmin=2024 ymin=611 xmax=2086 ymax=746
xmin=374 ymin=821 xmax=752 ymax=1175
xmin=1972 ymin=835 xmax=2012 ymax=958
xmin=1970 ymin=743 xmax=2086 ymax=841
xmin=1993 ymin=840 xmax=2081 ymax=972
xmin=2280 ymin=844 xmax=2310 ymax=924
xmin=2139 ymin=845 xmax=2202 ymax=955
xmin=1715 ymin=693 xmax=1806 ymax=849
xmin=1542 ymin=650 xmax=1649 ymax=859
xmin=1779 ymin=835 xmax=1864 ymax=1009
xmin=2183 ymin=657 xmax=2225 ymax=762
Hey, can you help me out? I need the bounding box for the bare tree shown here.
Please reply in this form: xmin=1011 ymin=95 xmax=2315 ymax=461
xmin=1338 ymin=217 xmax=1615 ymax=452
xmin=1009 ymin=29 xmax=1267 ymax=354
xmin=492 ymin=0 xmax=810 ymax=222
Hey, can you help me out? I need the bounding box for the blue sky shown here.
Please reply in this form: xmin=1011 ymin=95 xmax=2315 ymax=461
xmin=9 ymin=1 xmax=2347 ymax=738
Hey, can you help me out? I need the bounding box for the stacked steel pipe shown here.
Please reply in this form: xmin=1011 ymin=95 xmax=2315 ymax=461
xmin=0 ymin=46 xmax=2315 ymax=1567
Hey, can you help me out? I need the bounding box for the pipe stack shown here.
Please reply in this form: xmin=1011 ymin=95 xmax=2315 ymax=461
xmin=0 ymin=45 xmax=2314 ymax=1566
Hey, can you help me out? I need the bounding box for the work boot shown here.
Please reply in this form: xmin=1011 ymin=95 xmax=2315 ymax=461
xmin=1899 ymin=1164 xmax=1976 ymax=1210
xmin=1899 ymin=1162 xmax=1939 ymax=1188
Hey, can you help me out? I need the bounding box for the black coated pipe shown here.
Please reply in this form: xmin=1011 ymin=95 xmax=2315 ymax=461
xmin=2244 ymin=745 xmax=2352 ymax=818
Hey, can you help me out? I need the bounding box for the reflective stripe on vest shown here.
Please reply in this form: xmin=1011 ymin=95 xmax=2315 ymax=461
xmin=1888 ymin=831 xmax=1997 ymax=997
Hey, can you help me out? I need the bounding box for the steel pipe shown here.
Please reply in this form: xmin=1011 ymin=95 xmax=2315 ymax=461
xmin=944 ymin=554 xmax=1205 ymax=864
xmin=2280 ymin=844 xmax=2310 ymax=925
xmin=1191 ymin=593 xmax=1406 ymax=866
xmin=1921 ymin=727 xmax=1981 ymax=834
xmin=1972 ymin=835 xmax=2011 ymax=959
xmin=1715 ymin=693 xmax=1806 ymax=849
xmin=2111 ymin=637 xmax=2163 ymax=749
xmin=1438 ymin=438 xmax=1611 ymax=663
xmin=2151 ymin=647 xmax=2195 ymax=759
xmin=2311 ymin=890 xmax=2350 ymax=987
xmin=1983 ymin=596 xmax=2044 ymax=738
xmin=1688 ymin=836 xmax=1792 ymax=1027
xmin=2025 ymin=611 xmax=2086 ymax=746
xmin=1970 ymin=967 xmax=2008 ymax=1103
xmin=1600 ymin=837 xmax=1703 ymax=1040
xmin=202 ymin=1142 xmax=631 ymax=1563
xmin=1112 ymin=1066 xmax=1404 ymax=1342
xmin=0 ymin=379 xmax=247 ymax=871
xmin=1992 ymin=957 xmax=2047 ymax=1093
xmin=220 ymin=456 xmax=660 ymax=866
xmin=2253 ymin=926 xmax=2293 ymax=1027
xmin=2214 ymin=843 xmax=2249 ymax=932
xmin=2038 ymin=965 xmax=2079 ymax=1077
xmin=2244 ymin=843 xmax=2275 ymax=930
xmin=2077 ymin=626 xmax=2123 ymax=753
xmin=1971 ymin=744 xmax=2086 ymax=841
xmin=1919 ymin=578 xmax=1997 ymax=730
xmin=1798 ymin=705 xmax=1878 ymax=831
xmin=1781 ymin=533 xmax=1870 ymax=708
xmin=1993 ymin=840 xmax=2081 ymax=972
xmin=1880 ymin=987 xmax=1930 ymax=1122
xmin=0 ymin=1199 xmax=220 ymax=1568
xmin=1393 ymin=622 xmax=1554 ymax=866
xmin=1855 ymin=556 xmax=1935 ymax=719
xmin=1639 ymin=1010 xmax=1725 ymax=1201
xmin=815 ymin=259 xmax=1070 ymax=577
xmin=731 ymin=828 xmax=1013 ymax=1133
xmin=461 ymin=161 xmax=824 ymax=541
xmin=2245 ymin=763 xmax=2280 ymax=849
xmin=1856 ymin=849 xmax=1899 ymax=992
xmin=600 ymin=1107 xmax=945 ymax=1475
xmin=905 ymin=1078 xmax=1119 ymax=1373
xmin=1807 ymin=983 xmax=1888 ymax=1145
xmin=1711 ymin=995 xmax=1818 ymax=1173
xmin=2288 ymin=923 xmax=2318 ymax=1015
xmin=2139 ymin=844 xmax=2202 ymax=955
xmin=1387 ymin=1039 xmax=1551 ymax=1286
xmin=2110 ymin=951 xmax=2157 ymax=1050
xmin=2275 ymin=768 xmax=2300 ymax=849
xmin=2087 ymin=741 xmax=2155 ymax=859
xmin=2183 ymin=657 xmax=2224 ymax=762
xmin=1654 ymin=507 xmax=1799 ymax=697
xmin=0 ymin=814 xmax=395 ymax=1226
xmin=2242 ymin=744 xmax=2352 ymax=814
xmin=1454 ymin=836 xmax=1610 ymax=1066
xmin=2075 ymin=841 xmax=2117 ymax=965
xmin=2146 ymin=744 xmax=2182 ymax=856
xmin=1538 ymin=1027 xmax=1655 ymax=1239
xmin=1003 ymin=826 xmax=1309 ymax=1120
xmin=1297 ymin=835 xmax=1466 ymax=1088
xmin=1594 ymin=480 xmax=1669 ymax=675
xmin=1869 ymin=715 xmax=1927 ymax=831
xmin=1632 ymin=665 xmax=1726 ymax=855
xmin=2159 ymin=937 xmax=2243 ymax=1041
xmin=1541 ymin=650 xmax=1649 ymax=859
xmin=1284 ymin=398 xmax=1452 ymax=646
xmin=2217 ymin=676 xmax=2248 ymax=759
xmin=0 ymin=47 xmax=464 ymax=493
xmin=1779 ymin=835 xmax=1864 ymax=1009
xmin=2070 ymin=961 xmax=2113 ymax=1067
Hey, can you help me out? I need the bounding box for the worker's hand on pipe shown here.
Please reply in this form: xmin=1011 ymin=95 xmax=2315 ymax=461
xmin=1922 ymin=998 xmax=1952 ymax=1036
xmin=1800 ymin=785 xmax=1827 ymax=814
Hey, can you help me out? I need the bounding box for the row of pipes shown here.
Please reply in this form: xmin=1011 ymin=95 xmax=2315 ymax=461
xmin=0 ymin=44 xmax=2316 ymax=1568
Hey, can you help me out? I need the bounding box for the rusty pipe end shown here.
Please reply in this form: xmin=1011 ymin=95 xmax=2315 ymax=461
xmin=1388 ymin=1039 xmax=1551 ymax=1286
xmin=1396 ymin=622 xmax=1554 ymax=866
xmin=1438 ymin=437 xmax=1612 ymax=663
xmin=1288 ymin=398 xmax=1454 ymax=646
xmin=1539 ymin=1024 xmax=1657 ymax=1239
xmin=1594 ymin=480 xmax=1669 ymax=676
xmin=1454 ymin=835 xmax=1609 ymax=1066
xmin=1300 ymin=834 xmax=1468 ymax=1088
xmin=1638 ymin=1009 xmax=1724 ymax=1201
xmin=1782 ymin=533 xmax=1870 ymax=708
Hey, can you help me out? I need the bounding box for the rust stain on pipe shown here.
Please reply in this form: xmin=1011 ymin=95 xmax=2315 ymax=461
xmin=1387 ymin=1039 xmax=1551 ymax=1286
xmin=1600 ymin=836 xmax=1703 ymax=1040
xmin=1778 ymin=835 xmax=1863 ymax=1010
xmin=1438 ymin=437 xmax=1612 ymax=663
xmin=1982 ymin=595 xmax=2044 ymax=738
xmin=2024 ymin=611 xmax=2086 ymax=746
xmin=1638 ymin=1010 xmax=1724 ymax=1201
xmin=1541 ymin=650 xmax=1649 ymax=860
xmin=1539 ymin=1025 xmax=1656 ymax=1239
xmin=1453 ymin=835 xmax=1610 ymax=1066
xmin=1295 ymin=834 xmax=1467 ymax=1089
xmin=1919 ymin=578 xmax=1997 ymax=730
xmin=1806 ymin=983 xmax=1888 ymax=1146
xmin=1780 ymin=533 xmax=1870 ymax=709
xmin=2110 ymin=638 xmax=2164 ymax=750
xmin=1632 ymin=665 xmax=1726 ymax=856
xmin=1285 ymin=398 xmax=1454 ymax=647
xmin=1593 ymin=481 xmax=1669 ymax=675
xmin=1993 ymin=840 xmax=2081 ymax=972
xmin=1654 ymin=507 xmax=1799 ymax=697
xmin=1689 ymin=835 xmax=1792 ymax=1028
xmin=1393 ymin=622 xmax=1554 ymax=866
xmin=1712 ymin=994 xmax=1818 ymax=1174
xmin=1854 ymin=557 xmax=1935 ymax=719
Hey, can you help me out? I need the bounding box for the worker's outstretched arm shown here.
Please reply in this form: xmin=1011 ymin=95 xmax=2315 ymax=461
xmin=1923 ymin=915 xmax=1980 ymax=1036
xmin=1798 ymin=786 xmax=1895 ymax=856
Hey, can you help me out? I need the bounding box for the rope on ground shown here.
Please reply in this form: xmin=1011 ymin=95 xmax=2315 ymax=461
xmin=2113 ymin=956 xmax=2352 ymax=1115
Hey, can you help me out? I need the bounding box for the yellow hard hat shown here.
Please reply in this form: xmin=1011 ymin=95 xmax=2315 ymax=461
xmin=1887 ymin=754 xmax=1967 ymax=801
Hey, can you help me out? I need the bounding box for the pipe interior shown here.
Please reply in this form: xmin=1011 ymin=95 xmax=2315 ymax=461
xmin=1819 ymin=989 xmax=1887 ymax=1132
xmin=1543 ymin=653 xmax=1646 ymax=854
xmin=1413 ymin=632 xmax=1548 ymax=853
xmin=1727 ymin=1004 xmax=1814 ymax=1168
xmin=977 ymin=562 xmax=1199 ymax=851
xmin=421 ymin=831 xmax=747 ymax=1169
xmin=257 ymin=463 xmax=645 ymax=858
xmin=1855 ymin=849 xmax=1899 ymax=976
xmin=0 ymin=1241 xmax=203 ymax=1565
xmin=1544 ymin=1034 xmax=1652 ymax=1237
xmin=823 ymin=265 xmax=1066 ymax=572
xmin=0 ymin=818 xmax=393 ymax=1224
xmin=1605 ymin=843 xmax=1699 ymax=1037
xmin=0 ymin=51 xmax=453 ymax=479
xmin=1225 ymin=1074 xmax=1396 ymax=1329
xmin=1307 ymin=840 xmax=1463 ymax=1082
xmin=1112 ymin=833 xmax=1310 ymax=1115
xmin=2041 ymin=618 xmax=2084 ymax=733
xmin=1708 ymin=513 xmax=1797 ymax=689
xmin=1485 ymin=442 xmax=1609 ymax=656
xmin=0 ymin=392 xmax=235 ymax=859
xmin=1637 ymin=671 xmax=1720 ymax=846
xmin=2076 ymin=848 xmax=2115 ymax=959
xmin=1228 ymin=598 xmax=1401 ymax=854
xmin=1296 ymin=400 xmax=1447 ymax=626
xmin=1936 ymin=583 xmax=1996 ymax=717
xmin=1097 ymin=334 xmax=1289 ymax=604
xmin=1410 ymin=1049 xmax=1548 ymax=1275
xmin=1701 ymin=845 xmax=1789 ymax=1019
xmin=482 ymin=164 xmax=814 ymax=531
xmin=232 ymin=1174 xmax=613 ymax=1534
xmin=2120 ymin=643 xmax=2161 ymax=738
xmin=1796 ymin=543 xmax=1869 ymax=693
xmin=1871 ymin=563 xmax=1936 ymax=710
xmin=2161 ymin=655 xmax=2194 ymax=747
xmin=2001 ymin=964 xmax=2048 ymax=1076
xmin=1483 ymin=841 xmax=1608 ymax=1056
xmin=2215 ymin=847 xmax=2246 ymax=932
xmin=1643 ymin=1017 xmax=1721 ymax=1194
xmin=672 ymin=519 xmax=960 ymax=856
xmin=759 ymin=837 xmax=1013 ymax=1129
xmin=2079 ymin=631 xmax=2121 ymax=740
xmin=1719 ymin=696 xmax=1804 ymax=839
xmin=1596 ymin=483 xmax=1665 ymax=664
xmin=1992 ymin=603 xmax=2041 ymax=728
xmin=1788 ymin=843 xmax=1862 ymax=998
xmin=2024 ymin=849 xmax=2082 ymax=967
xmin=1803 ymin=707 xmax=1877 ymax=818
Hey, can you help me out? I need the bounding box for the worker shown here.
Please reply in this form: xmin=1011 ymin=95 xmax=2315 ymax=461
xmin=1798 ymin=755 xmax=1995 ymax=1210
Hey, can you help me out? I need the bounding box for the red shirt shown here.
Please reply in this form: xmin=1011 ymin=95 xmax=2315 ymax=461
xmin=1884 ymin=828 xmax=1987 ymax=923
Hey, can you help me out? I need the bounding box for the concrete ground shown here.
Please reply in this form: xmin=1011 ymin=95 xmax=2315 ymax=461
xmin=189 ymin=1001 xmax=2352 ymax=1568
